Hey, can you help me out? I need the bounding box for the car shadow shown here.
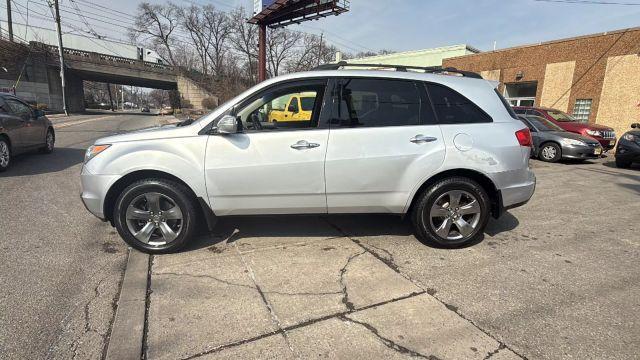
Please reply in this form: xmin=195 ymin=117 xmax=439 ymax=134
xmin=602 ymin=161 xmax=640 ymax=170
xmin=0 ymin=147 xmax=85 ymax=177
xmin=183 ymin=212 xmax=521 ymax=253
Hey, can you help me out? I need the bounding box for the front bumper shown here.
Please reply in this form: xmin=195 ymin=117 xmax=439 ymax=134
xmin=80 ymin=166 xmax=119 ymax=221
xmin=562 ymin=144 xmax=602 ymax=159
xmin=595 ymin=137 xmax=616 ymax=150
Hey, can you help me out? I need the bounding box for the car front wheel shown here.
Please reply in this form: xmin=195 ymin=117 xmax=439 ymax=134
xmin=411 ymin=177 xmax=490 ymax=248
xmin=0 ymin=138 xmax=10 ymax=172
xmin=539 ymin=143 xmax=561 ymax=162
xmin=113 ymin=178 xmax=197 ymax=254
xmin=40 ymin=129 xmax=55 ymax=154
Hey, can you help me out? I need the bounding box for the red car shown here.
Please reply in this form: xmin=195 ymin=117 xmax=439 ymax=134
xmin=514 ymin=106 xmax=616 ymax=150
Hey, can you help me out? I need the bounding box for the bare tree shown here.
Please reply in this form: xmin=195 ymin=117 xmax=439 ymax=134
xmin=229 ymin=7 xmax=258 ymax=83
xmin=131 ymin=2 xmax=180 ymax=65
xmin=179 ymin=5 xmax=211 ymax=74
xmin=266 ymin=28 xmax=299 ymax=77
xmin=202 ymin=6 xmax=232 ymax=77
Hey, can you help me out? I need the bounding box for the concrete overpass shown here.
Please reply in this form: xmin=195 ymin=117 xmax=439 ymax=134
xmin=0 ymin=38 xmax=216 ymax=112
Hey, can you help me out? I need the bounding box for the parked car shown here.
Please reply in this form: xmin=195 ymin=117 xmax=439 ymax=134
xmin=514 ymin=106 xmax=616 ymax=151
xmin=518 ymin=115 xmax=602 ymax=162
xmin=614 ymin=123 xmax=640 ymax=168
xmin=80 ymin=64 xmax=536 ymax=254
xmin=0 ymin=93 xmax=55 ymax=171
xmin=141 ymin=106 xmax=150 ymax=113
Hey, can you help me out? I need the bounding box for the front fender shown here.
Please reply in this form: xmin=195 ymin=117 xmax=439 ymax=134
xmin=84 ymin=136 xmax=208 ymax=199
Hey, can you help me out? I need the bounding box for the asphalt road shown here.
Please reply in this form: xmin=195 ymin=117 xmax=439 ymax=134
xmin=0 ymin=112 xmax=164 ymax=359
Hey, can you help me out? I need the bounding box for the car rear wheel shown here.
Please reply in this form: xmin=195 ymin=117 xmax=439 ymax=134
xmin=40 ymin=129 xmax=55 ymax=154
xmin=113 ymin=178 xmax=197 ymax=254
xmin=0 ymin=138 xmax=10 ymax=172
xmin=411 ymin=177 xmax=490 ymax=248
xmin=539 ymin=143 xmax=561 ymax=162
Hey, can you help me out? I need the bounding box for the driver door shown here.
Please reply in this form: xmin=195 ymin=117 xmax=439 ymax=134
xmin=204 ymin=79 xmax=330 ymax=216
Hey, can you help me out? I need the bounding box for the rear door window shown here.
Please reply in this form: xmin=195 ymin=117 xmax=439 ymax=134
xmin=427 ymin=84 xmax=492 ymax=124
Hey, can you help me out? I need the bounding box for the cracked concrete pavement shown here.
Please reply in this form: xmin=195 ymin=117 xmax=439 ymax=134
xmin=142 ymin=157 xmax=640 ymax=360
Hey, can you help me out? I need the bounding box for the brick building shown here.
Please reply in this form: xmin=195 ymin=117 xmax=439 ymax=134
xmin=443 ymin=27 xmax=640 ymax=138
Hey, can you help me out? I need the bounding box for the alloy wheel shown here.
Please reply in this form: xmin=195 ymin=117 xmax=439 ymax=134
xmin=541 ymin=145 xmax=557 ymax=160
xmin=0 ymin=141 xmax=9 ymax=168
xmin=427 ymin=190 xmax=482 ymax=241
xmin=125 ymin=192 xmax=184 ymax=246
xmin=46 ymin=132 xmax=54 ymax=151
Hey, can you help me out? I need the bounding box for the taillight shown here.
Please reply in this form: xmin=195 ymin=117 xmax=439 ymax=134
xmin=515 ymin=128 xmax=532 ymax=147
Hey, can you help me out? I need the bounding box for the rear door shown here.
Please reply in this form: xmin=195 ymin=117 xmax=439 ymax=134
xmin=324 ymin=77 xmax=446 ymax=213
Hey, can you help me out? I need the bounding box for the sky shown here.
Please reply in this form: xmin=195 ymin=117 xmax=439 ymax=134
xmin=2 ymin=0 xmax=640 ymax=54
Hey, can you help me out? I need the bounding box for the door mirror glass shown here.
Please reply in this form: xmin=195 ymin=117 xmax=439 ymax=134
xmin=215 ymin=115 xmax=239 ymax=134
xmin=631 ymin=123 xmax=640 ymax=129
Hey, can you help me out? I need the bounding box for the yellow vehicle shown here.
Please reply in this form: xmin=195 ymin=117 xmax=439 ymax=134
xmin=267 ymin=93 xmax=316 ymax=122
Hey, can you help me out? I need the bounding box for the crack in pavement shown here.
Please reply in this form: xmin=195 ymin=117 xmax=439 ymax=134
xmin=232 ymin=243 xmax=299 ymax=359
xmin=484 ymin=343 xmax=507 ymax=359
xmin=338 ymin=315 xmax=432 ymax=358
xmin=322 ymin=218 xmax=528 ymax=360
xmin=180 ymin=290 xmax=426 ymax=360
xmin=338 ymin=250 xmax=367 ymax=311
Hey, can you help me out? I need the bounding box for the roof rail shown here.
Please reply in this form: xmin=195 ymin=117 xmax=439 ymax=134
xmin=312 ymin=61 xmax=483 ymax=79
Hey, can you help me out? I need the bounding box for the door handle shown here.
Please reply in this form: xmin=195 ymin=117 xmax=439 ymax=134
xmin=291 ymin=140 xmax=320 ymax=150
xmin=410 ymin=134 xmax=437 ymax=143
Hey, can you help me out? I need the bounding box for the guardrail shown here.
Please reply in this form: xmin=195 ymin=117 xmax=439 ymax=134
xmin=40 ymin=43 xmax=175 ymax=74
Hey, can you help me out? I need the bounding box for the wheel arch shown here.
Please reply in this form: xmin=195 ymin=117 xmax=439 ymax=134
xmin=0 ymin=132 xmax=11 ymax=148
xmin=103 ymin=170 xmax=201 ymax=225
xmin=406 ymin=168 xmax=501 ymax=218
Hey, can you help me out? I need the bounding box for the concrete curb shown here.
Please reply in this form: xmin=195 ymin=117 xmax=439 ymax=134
xmin=105 ymin=250 xmax=150 ymax=360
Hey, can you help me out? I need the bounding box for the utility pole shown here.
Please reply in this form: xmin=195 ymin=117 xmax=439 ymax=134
xmin=51 ymin=0 xmax=68 ymax=115
xmin=258 ymin=24 xmax=266 ymax=82
xmin=5 ymin=0 xmax=13 ymax=41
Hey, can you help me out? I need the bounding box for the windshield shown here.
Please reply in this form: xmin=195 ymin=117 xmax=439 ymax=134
xmin=547 ymin=110 xmax=577 ymax=122
xmin=526 ymin=115 xmax=565 ymax=131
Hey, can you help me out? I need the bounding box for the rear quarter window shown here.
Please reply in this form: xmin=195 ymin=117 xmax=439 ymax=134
xmin=426 ymin=83 xmax=492 ymax=124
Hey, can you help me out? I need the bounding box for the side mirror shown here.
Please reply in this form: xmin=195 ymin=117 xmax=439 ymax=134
xmin=631 ymin=123 xmax=640 ymax=129
xmin=215 ymin=115 xmax=239 ymax=134
xmin=34 ymin=109 xmax=45 ymax=118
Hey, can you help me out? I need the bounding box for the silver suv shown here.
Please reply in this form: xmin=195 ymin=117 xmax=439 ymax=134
xmin=81 ymin=64 xmax=536 ymax=254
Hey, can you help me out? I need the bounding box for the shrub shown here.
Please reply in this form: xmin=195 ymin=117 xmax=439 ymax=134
xmin=201 ymin=97 xmax=218 ymax=110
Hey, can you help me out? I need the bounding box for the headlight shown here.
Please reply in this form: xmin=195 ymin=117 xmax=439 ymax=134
xmin=84 ymin=144 xmax=111 ymax=163
xmin=585 ymin=130 xmax=602 ymax=137
xmin=560 ymin=138 xmax=586 ymax=146
xmin=623 ymin=133 xmax=637 ymax=141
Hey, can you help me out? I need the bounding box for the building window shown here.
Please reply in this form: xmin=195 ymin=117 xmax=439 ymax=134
xmin=572 ymin=99 xmax=592 ymax=123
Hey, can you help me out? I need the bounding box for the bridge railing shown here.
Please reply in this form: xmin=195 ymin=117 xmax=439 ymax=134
xmin=38 ymin=43 xmax=175 ymax=74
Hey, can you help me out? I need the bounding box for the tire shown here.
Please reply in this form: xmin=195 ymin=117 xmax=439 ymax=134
xmin=615 ymin=158 xmax=632 ymax=168
xmin=411 ymin=177 xmax=490 ymax=248
xmin=113 ymin=178 xmax=197 ymax=254
xmin=0 ymin=137 xmax=10 ymax=172
xmin=539 ymin=142 xmax=561 ymax=162
xmin=40 ymin=128 xmax=55 ymax=154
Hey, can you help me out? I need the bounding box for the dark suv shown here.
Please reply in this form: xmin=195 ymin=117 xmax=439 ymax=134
xmin=0 ymin=94 xmax=55 ymax=171
xmin=514 ymin=106 xmax=616 ymax=151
